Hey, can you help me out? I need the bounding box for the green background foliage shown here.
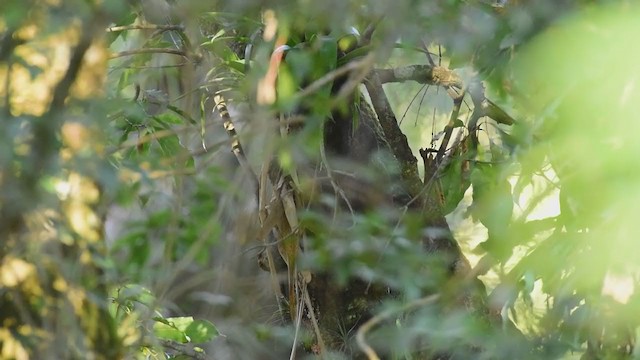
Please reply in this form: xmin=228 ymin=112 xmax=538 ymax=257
xmin=1 ymin=0 xmax=639 ymax=359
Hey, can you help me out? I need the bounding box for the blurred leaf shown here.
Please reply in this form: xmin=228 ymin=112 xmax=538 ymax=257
xmin=470 ymin=163 xmax=514 ymax=260
xmin=153 ymin=317 xmax=189 ymax=343
xmin=153 ymin=317 xmax=218 ymax=344
xmin=225 ymin=59 xmax=247 ymax=73
xmin=452 ymin=119 xmax=465 ymax=128
xmin=184 ymin=319 xmax=219 ymax=343
xmin=440 ymin=155 xmax=471 ymax=214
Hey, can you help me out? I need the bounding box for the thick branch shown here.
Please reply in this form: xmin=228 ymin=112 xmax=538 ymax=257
xmin=0 ymin=28 xmax=25 ymax=63
xmin=364 ymin=72 xmax=423 ymax=197
xmin=375 ymin=65 xmax=463 ymax=88
xmin=49 ymin=30 xmax=95 ymax=110
xmin=375 ymin=65 xmax=515 ymax=126
xmin=109 ymin=48 xmax=187 ymax=59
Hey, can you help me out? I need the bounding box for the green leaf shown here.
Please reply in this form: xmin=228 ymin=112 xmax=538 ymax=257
xmin=156 ymin=134 xmax=182 ymax=156
xmin=337 ymin=44 xmax=370 ymax=66
xmin=276 ymin=64 xmax=298 ymax=112
xmin=153 ymin=317 xmax=219 ymax=344
xmin=314 ymin=35 xmax=338 ymax=102
xmin=470 ymin=164 xmax=514 ymax=260
xmin=153 ymin=317 xmax=189 ymax=343
xmin=440 ymin=156 xmax=470 ymax=214
xmin=147 ymin=209 xmax=172 ymax=227
xmin=284 ymin=46 xmax=311 ymax=83
xmin=225 ymin=59 xmax=247 ymax=74
xmin=184 ymin=319 xmax=219 ymax=343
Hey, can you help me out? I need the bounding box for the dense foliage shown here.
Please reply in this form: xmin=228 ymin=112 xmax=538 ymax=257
xmin=1 ymin=0 xmax=639 ymax=359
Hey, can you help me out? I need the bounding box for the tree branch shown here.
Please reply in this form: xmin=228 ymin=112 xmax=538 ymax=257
xmin=359 ymin=18 xmax=382 ymax=46
xmin=109 ymin=48 xmax=188 ymax=59
xmin=374 ymin=65 xmax=463 ymax=88
xmin=375 ymin=65 xmax=516 ymax=126
xmin=106 ymin=24 xmax=184 ymax=32
xmin=0 ymin=28 xmax=25 ymax=63
xmin=436 ymin=90 xmax=465 ymax=163
xmin=364 ymin=72 xmax=423 ymax=197
xmin=297 ymin=56 xmax=371 ymax=100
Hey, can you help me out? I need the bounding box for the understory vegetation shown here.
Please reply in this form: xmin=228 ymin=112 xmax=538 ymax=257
xmin=1 ymin=0 xmax=639 ymax=359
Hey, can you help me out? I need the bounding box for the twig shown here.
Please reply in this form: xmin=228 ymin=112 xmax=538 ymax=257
xmin=421 ymin=39 xmax=436 ymax=66
xmin=106 ymin=24 xmax=184 ymax=32
xmin=160 ymin=340 xmax=206 ymax=360
xmin=399 ymin=84 xmax=428 ymax=126
xmin=297 ymin=55 xmax=372 ymax=100
xmin=466 ymin=80 xmax=487 ymax=151
xmin=356 ymin=294 xmax=440 ymax=360
xmin=106 ymin=121 xmax=220 ymax=154
xmin=109 ymin=48 xmax=188 ymax=59
xmin=375 ymin=65 xmax=516 ymax=126
xmin=258 ymin=165 xmax=288 ymax=322
xmin=319 ymin=122 xmax=356 ymax=222
xmin=359 ymin=18 xmax=382 ymax=46
xmin=108 ymin=62 xmax=189 ymax=70
xmin=436 ymin=90 xmax=465 ymax=163
xmin=289 ymin=290 xmax=305 ymax=360
xmin=302 ymin=280 xmax=328 ymax=358
xmin=333 ymin=53 xmax=375 ymax=101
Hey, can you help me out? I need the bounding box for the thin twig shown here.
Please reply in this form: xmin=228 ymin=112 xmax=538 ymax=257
xmin=289 ymin=289 xmax=305 ymax=360
xmin=258 ymin=154 xmax=287 ymax=321
xmin=436 ymin=90 xmax=465 ymax=163
xmin=359 ymin=18 xmax=382 ymax=46
xmin=333 ymin=53 xmax=376 ymax=101
xmin=399 ymin=84 xmax=428 ymax=126
xmin=374 ymin=65 xmax=516 ymax=126
xmin=356 ymin=294 xmax=440 ymax=360
xmin=160 ymin=340 xmax=206 ymax=360
xmin=106 ymin=121 xmax=220 ymax=154
xmin=108 ymin=62 xmax=188 ymax=70
xmin=319 ymin=138 xmax=356 ymax=222
xmin=106 ymin=24 xmax=184 ymax=32
xmin=421 ymin=39 xmax=436 ymax=66
xmin=109 ymin=48 xmax=188 ymax=59
xmin=302 ymin=280 xmax=328 ymax=358
xmin=297 ymin=55 xmax=371 ymax=100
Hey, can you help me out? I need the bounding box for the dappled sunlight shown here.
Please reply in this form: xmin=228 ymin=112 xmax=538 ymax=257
xmin=4 ymin=0 xmax=640 ymax=358
xmin=602 ymin=272 xmax=634 ymax=305
xmin=1 ymin=19 xmax=106 ymax=116
xmin=510 ymin=2 xmax=640 ymax=351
